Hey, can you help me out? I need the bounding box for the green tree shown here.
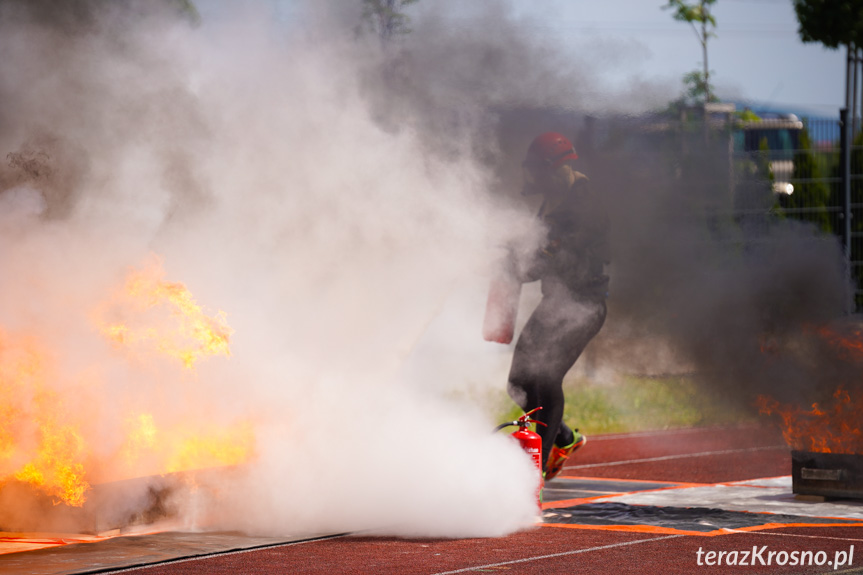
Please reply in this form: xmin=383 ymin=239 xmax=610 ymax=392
xmin=682 ymin=70 xmax=717 ymax=105
xmin=664 ymin=0 xmax=717 ymax=105
xmin=0 ymin=0 xmax=199 ymax=30
xmin=793 ymin=0 xmax=863 ymax=49
xmin=360 ymin=0 xmax=419 ymax=44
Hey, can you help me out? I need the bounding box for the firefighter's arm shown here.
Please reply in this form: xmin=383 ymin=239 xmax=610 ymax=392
xmin=511 ymin=236 xmax=562 ymax=283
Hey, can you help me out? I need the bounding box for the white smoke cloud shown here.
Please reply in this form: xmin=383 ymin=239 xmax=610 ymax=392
xmin=0 ymin=1 xmax=542 ymax=538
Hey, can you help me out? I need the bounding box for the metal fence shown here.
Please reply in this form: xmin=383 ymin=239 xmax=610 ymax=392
xmin=674 ymin=112 xmax=863 ymax=311
xmin=767 ymin=115 xmax=844 ymax=241
xmin=582 ymin=109 xmax=863 ymax=311
xmin=783 ymin=113 xmax=863 ymax=310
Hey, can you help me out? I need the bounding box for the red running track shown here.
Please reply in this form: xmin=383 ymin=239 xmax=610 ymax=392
xmin=16 ymin=428 xmax=863 ymax=575
xmin=94 ymin=425 xmax=863 ymax=575
xmin=561 ymin=424 xmax=790 ymax=483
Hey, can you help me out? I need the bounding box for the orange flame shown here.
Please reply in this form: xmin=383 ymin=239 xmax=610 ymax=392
xmin=0 ymin=333 xmax=90 ymax=506
xmin=805 ymin=324 xmax=863 ymax=362
xmin=757 ymin=387 xmax=863 ymax=454
xmin=0 ymin=255 xmax=254 ymax=509
xmin=119 ymin=413 xmax=254 ymax=478
xmin=166 ymin=421 xmax=255 ymax=474
xmin=95 ymin=256 xmax=233 ymax=370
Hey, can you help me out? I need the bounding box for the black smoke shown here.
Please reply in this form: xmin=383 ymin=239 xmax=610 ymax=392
xmin=341 ymin=0 xmax=854 ymax=413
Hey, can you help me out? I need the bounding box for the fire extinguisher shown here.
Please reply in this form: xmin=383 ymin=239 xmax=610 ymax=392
xmin=495 ymin=407 xmax=546 ymax=511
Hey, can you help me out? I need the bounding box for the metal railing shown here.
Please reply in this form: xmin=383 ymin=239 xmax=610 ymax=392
xmin=583 ymin=109 xmax=863 ymax=311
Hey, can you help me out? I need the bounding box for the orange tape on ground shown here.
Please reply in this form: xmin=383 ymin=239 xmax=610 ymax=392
xmin=0 ymin=537 xmax=99 ymax=556
xmin=541 ymin=521 xmax=863 ymax=538
xmin=0 ymin=531 xmax=154 ymax=555
xmin=719 ymin=522 xmax=863 ymax=535
xmin=541 ymin=523 xmax=703 ymax=536
xmin=555 ymin=474 xmax=708 ymax=487
xmin=543 ymin=495 xmax=615 ymax=510
xmin=542 ymin=479 xmax=710 ymax=511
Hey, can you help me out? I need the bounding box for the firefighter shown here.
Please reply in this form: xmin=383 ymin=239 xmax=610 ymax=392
xmin=507 ymin=131 xmax=610 ymax=480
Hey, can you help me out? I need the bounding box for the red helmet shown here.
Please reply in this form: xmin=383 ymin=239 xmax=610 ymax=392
xmin=523 ymin=132 xmax=578 ymax=171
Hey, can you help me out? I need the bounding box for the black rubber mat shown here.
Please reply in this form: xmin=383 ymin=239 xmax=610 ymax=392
xmin=543 ymin=478 xmax=679 ymax=502
xmin=542 ymin=502 xmax=863 ymax=532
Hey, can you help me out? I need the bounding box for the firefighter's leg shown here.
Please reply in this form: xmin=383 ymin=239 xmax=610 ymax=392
xmin=507 ymin=373 xmax=563 ymax=470
xmin=507 ymin=305 xmax=566 ymax=470
xmin=545 ymin=297 xmax=606 ymax=477
xmin=555 ymin=421 xmax=575 ymax=448
xmin=509 ymin=295 xmax=607 ymax=471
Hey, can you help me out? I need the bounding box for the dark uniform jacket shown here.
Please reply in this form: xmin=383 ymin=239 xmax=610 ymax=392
xmin=521 ymin=172 xmax=610 ymax=300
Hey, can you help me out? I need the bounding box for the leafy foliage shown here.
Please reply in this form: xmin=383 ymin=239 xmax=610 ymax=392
xmin=663 ymin=0 xmax=718 ymax=104
xmin=0 ymin=0 xmax=200 ymax=30
xmin=682 ymin=70 xmax=718 ymax=104
xmin=793 ymin=0 xmax=863 ymax=49
xmin=665 ymin=0 xmax=717 ymax=30
xmin=360 ymin=0 xmax=419 ymax=43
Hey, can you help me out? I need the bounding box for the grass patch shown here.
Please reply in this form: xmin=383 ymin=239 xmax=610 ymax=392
xmin=495 ymin=374 xmax=754 ymax=435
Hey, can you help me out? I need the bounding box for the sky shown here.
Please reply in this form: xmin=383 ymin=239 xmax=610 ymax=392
xmin=198 ymin=0 xmax=846 ymax=117
xmin=200 ymin=0 xmax=848 ymax=116
xmin=500 ymin=0 xmax=847 ymax=118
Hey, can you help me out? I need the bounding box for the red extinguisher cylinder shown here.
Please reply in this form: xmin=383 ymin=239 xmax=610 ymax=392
xmin=512 ymin=426 xmax=543 ymax=509
xmin=496 ymin=407 xmax=546 ymax=512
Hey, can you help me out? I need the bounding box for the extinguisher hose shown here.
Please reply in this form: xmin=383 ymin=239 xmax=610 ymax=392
xmin=493 ymin=421 xmax=518 ymax=432
xmin=494 ymin=407 xmax=546 ymax=433
xmin=493 ymin=417 xmax=547 ymax=433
